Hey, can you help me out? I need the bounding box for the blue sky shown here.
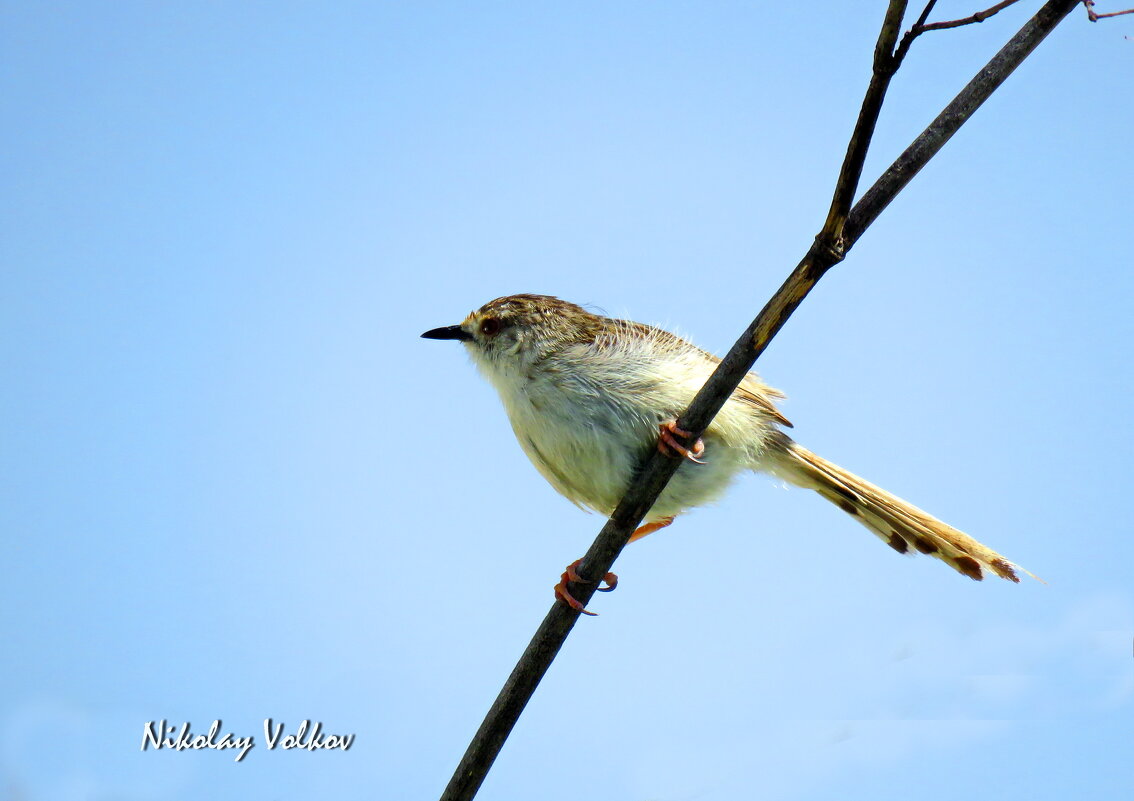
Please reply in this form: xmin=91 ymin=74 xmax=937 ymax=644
xmin=2 ymin=2 xmax=1132 ymax=799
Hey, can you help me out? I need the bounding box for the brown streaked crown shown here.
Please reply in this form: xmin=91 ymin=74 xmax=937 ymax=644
xmin=468 ymin=294 xmax=604 ymax=344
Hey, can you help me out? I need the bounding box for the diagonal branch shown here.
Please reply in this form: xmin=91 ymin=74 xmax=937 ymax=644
xmin=439 ymin=2 xmax=1080 ymax=800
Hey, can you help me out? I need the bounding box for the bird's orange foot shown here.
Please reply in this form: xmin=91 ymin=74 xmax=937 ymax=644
xmin=627 ymin=515 xmax=675 ymax=544
xmin=554 ymin=558 xmax=618 ymax=616
xmin=658 ymin=420 xmax=706 ymax=464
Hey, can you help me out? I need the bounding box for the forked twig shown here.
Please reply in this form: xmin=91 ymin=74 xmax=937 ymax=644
xmin=895 ymin=1 xmax=1023 ymax=66
xmin=1083 ymin=0 xmax=1134 ymax=20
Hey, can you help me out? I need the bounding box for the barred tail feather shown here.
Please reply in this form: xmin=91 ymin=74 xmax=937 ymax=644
xmin=769 ymin=435 xmax=1020 ymax=583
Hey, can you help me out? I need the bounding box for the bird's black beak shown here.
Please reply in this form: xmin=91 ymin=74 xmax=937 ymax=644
xmin=421 ymin=324 xmax=473 ymax=341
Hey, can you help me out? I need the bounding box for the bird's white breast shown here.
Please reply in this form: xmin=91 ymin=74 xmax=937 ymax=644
xmin=472 ymin=336 xmax=758 ymax=521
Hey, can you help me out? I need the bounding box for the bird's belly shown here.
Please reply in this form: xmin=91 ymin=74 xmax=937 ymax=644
xmin=509 ymin=397 xmax=639 ymax=514
xmin=507 ymin=393 xmax=748 ymax=522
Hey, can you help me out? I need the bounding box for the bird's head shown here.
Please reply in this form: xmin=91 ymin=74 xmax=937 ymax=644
xmin=421 ymin=294 xmax=601 ymax=376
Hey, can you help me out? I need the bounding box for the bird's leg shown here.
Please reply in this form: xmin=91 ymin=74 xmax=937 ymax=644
xmin=657 ymin=420 xmax=706 ymax=464
xmin=554 ymin=558 xmax=617 ymax=616
xmin=553 ymin=516 xmax=676 ymax=613
xmin=627 ymin=515 xmax=674 ymax=543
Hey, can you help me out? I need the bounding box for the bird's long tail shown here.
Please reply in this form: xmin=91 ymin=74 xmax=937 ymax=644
xmin=767 ymin=434 xmax=1020 ymax=582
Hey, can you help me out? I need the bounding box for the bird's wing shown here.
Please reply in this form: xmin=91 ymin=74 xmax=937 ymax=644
xmin=605 ymin=318 xmax=793 ymax=428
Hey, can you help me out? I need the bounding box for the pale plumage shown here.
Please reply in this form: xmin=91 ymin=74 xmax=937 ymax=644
xmin=423 ymin=293 xmax=1021 ymax=583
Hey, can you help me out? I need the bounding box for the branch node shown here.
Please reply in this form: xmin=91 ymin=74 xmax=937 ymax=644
xmin=812 ymin=234 xmax=846 ymax=267
xmin=1083 ymin=1 xmax=1134 ymax=21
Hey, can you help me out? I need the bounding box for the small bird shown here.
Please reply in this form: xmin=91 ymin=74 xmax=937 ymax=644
xmin=422 ymin=294 xmax=1021 ymax=613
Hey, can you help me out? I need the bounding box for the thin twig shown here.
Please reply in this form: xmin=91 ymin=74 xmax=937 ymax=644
xmin=923 ymin=0 xmax=1022 ymax=31
xmin=1084 ymin=0 xmax=1134 ymax=20
xmin=438 ymin=2 xmax=1080 ymax=800
xmin=819 ymin=0 xmax=910 ymax=251
xmin=914 ymin=1 xmax=943 ymax=35
xmin=895 ymin=0 xmax=1022 ymax=65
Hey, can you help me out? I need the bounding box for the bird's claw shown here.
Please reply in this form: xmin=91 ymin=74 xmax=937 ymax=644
xmin=658 ymin=420 xmax=706 ymax=464
xmin=554 ymin=558 xmax=618 ymax=615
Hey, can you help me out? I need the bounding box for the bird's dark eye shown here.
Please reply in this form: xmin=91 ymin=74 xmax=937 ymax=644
xmin=480 ymin=317 xmax=502 ymax=336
